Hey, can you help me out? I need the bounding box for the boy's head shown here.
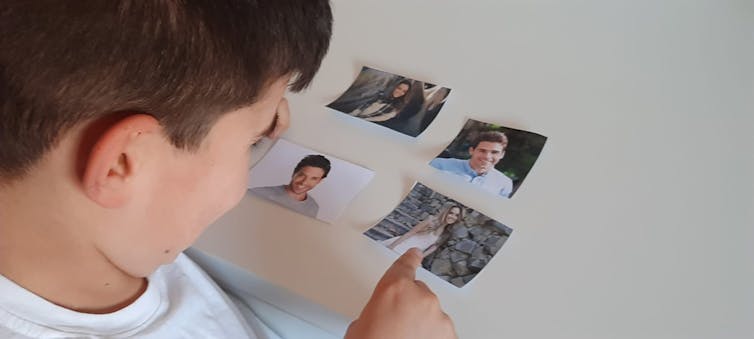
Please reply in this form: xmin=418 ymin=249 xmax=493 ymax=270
xmin=0 ymin=1 xmax=332 ymax=276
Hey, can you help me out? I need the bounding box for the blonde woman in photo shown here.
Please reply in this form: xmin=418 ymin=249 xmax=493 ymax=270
xmin=383 ymin=203 xmax=465 ymax=256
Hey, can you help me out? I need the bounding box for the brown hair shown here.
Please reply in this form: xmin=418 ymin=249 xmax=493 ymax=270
xmin=0 ymin=0 xmax=332 ymax=181
xmin=390 ymin=79 xmax=413 ymax=110
xmin=471 ymin=131 xmax=508 ymax=149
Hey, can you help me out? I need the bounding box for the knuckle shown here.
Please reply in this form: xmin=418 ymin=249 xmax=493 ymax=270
xmin=378 ymin=279 xmax=405 ymax=296
xmin=425 ymin=294 xmax=441 ymax=309
xmin=442 ymin=312 xmax=453 ymax=325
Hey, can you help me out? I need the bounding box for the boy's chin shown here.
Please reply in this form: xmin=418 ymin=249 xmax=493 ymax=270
xmin=115 ymin=250 xmax=184 ymax=278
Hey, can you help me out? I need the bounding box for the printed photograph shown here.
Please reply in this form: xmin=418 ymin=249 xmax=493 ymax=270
xmin=248 ymin=139 xmax=374 ymax=223
xmin=364 ymin=183 xmax=513 ymax=288
xmin=326 ymin=66 xmax=451 ymax=137
xmin=430 ymin=119 xmax=547 ymax=198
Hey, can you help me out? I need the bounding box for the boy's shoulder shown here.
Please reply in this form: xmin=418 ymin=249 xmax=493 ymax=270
xmin=0 ymin=254 xmax=252 ymax=338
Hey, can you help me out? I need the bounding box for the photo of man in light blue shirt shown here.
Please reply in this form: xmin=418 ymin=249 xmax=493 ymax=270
xmin=430 ymin=131 xmax=513 ymax=198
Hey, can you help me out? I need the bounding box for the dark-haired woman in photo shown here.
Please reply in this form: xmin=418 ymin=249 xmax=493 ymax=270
xmin=349 ymin=79 xmax=412 ymax=122
xmin=382 ymin=203 xmax=465 ymax=256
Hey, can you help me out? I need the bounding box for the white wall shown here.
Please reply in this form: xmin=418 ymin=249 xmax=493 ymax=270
xmin=196 ymin=1 xmax=754 ymax=338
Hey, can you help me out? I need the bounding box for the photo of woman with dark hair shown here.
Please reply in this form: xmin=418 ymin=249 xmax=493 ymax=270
xmin=327 ymin=66 xmax=451 ymax=137
xmin=349 ymin=79 xmax=412 ymax=122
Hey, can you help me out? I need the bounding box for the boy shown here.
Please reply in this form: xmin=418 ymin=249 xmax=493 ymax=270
xmin=0 ymin=1 xmax=456 ymax=338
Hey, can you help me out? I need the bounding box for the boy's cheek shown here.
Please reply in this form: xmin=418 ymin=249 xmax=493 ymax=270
xmin=197 ymin=163 xmax=248 ymax=227
xmin=159 ymin=151 xmax=249 ymax=253
xmin=218 ymin=169 xmax=249 ymax=215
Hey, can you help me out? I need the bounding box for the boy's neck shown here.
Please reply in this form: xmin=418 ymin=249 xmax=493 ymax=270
xmin=0 ymin=179 xmax=148 ymax=314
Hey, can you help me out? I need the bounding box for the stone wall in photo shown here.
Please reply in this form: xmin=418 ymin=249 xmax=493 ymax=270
xmin=422 ymin=210 xmax=512 ymax=287
xmin=365 ymin=183 xmax=447 ymax=241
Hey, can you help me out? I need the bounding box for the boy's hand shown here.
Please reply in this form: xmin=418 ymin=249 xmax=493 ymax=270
xmin=267 ymin=97 xmax=290 ymax=139
xmin=345 ymin=248 xmax=457 ymax=339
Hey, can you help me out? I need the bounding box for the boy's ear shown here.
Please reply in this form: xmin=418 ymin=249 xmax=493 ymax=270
xmin=82 ymin=114 xmax=161 ymax=208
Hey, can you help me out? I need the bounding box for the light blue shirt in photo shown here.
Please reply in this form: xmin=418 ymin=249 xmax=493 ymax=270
xmin=429 ymin=158 xmax=513 ymax=198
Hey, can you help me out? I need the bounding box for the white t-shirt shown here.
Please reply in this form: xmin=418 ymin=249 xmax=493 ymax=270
xmin=0 ymin=254 xmax=257 ymax=338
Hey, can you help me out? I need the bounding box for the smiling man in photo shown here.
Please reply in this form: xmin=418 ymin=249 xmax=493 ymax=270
xmin=430 ymin=131 xmax=513 ymax=198
xmin=250 ymin=154 xmax=331 ymax=218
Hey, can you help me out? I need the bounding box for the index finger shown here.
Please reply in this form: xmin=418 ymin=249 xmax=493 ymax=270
xmin=379 ymin=248 xmax=424 ymax=284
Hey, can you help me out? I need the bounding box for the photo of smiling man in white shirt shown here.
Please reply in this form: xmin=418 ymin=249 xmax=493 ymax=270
xmin=430 ymin=131 xmax=514 ymax=198
xmin=430 ymin=119 xmax=548 ymax=199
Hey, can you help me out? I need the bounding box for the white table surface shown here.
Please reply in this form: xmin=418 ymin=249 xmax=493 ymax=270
xmin=195 ymin=1 xmax=754 ymax=338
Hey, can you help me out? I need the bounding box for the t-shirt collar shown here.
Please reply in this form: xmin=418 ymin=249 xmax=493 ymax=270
xmin=0 ymin=269 xmax=166 ymax=336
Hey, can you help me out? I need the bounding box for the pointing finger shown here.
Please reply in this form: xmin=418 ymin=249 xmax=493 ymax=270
xmin=379 ymin=248 xmax=423 ymax=285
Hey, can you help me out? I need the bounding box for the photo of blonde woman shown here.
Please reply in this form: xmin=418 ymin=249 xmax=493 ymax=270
xmin=349 ymin=79 xmax=412 ymax=122
xmin=365 ymin=183 xmax=513 ymax=287
xmin=381 ymin=203 xmax=465 ymax=256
